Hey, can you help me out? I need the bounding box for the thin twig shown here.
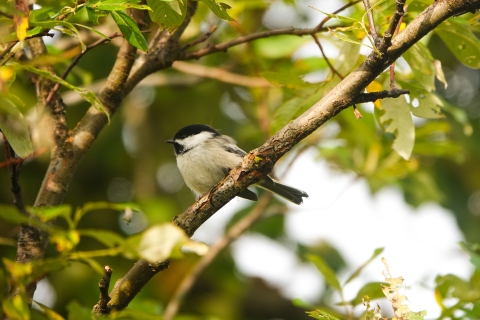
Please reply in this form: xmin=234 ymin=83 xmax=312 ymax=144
xmin=378 ymin=0 xmax=406 ymax=52
xmin=0 ymin=32 xmax=55 ymax=63
xmin=0 ymin=147 xmax=47 ymax=169
xmin=172 ymin=61 xmax=270 ymax=87
xmin=163 ymin=194 xmax=272 ymax=320
xmin=316 ymin=0 xmax=363 ymax=31
xmin=95 ymin=266 xmax=113 ymax=315
xmin=362 ymin=0 xmax=380 ymax=44
xmin=0 ymin=11 xmax=13 ymax=19
xmin=0 ymin=42 xmax=17 ymax=62
xmin=389 ymin=6 xmax=406 ymax=89
xmin=45 ymin=30 xmax=150 ymax=104
xmin=183 ymin=1 xmax=362 ymax=60
xmin=311 ymin=34 xmax=344 ymax=79
xmin=352 ymin=88 xmax=409 ymax=104
xmin=181 ymin=26 xmax=217 ymax=51
xmin=2 ymin=134 xmax=26 ymax=214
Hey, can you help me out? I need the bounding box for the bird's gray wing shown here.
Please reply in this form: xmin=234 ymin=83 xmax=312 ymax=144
xmin=222 ymin=145 xmax=246 ymax=157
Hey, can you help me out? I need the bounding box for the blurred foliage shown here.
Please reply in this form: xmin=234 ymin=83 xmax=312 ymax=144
xmin=1 ymin=0 xmax=480 ymax=319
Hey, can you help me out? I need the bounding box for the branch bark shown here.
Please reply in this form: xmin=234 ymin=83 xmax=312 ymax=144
xmin=13 ymin=8 xmax=149 ymax=304
xmin=98 ymin=0 xmax=480 ymax=315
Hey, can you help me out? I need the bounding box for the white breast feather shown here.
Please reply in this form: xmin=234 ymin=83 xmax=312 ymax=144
xmin=176 ymin=135 xmax=244 ymax=196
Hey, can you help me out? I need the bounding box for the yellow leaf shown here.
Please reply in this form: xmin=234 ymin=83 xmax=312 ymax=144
xmin=2 ymin=258 xmax=33 ymax=279
xmin=0 ymin=67 xmax=14 ymax=82
xmin=14 ymin=16 xmax=29 ymax=41
xmin=366 ymin=81 xmax=383 ymax=109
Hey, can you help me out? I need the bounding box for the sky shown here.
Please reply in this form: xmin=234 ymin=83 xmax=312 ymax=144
xmin=193 ymin=150 xmax=472 ymax=318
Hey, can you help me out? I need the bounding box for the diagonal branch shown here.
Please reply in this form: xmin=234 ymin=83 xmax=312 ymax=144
xmin=99 ymin=1 xmax=480 ymax=315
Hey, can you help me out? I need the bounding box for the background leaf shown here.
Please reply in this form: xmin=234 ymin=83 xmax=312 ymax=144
xmin=110 ymin=10 xmax=148 ymax=52
xmin=198 ymin=0 xmax=234 ymax=21
xmin=146 ymin=0 xmax=187 ymax=31
xmin=379 ymin=97 xmax=415 ymax=160
xmin=435 ymin=20 xmax=480 ymax=69
xmin=307 ymin=254 xmax=341 ymax=290
xmin=0 ymin=96 xmax=33 ymax=158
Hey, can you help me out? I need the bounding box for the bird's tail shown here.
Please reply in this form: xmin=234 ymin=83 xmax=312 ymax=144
xmin=258 ymin=177 xmax=308 ymax=205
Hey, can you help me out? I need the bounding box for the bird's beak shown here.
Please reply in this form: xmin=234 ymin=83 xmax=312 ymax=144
xmin=165 ymin=139 xmax=175 ymax=144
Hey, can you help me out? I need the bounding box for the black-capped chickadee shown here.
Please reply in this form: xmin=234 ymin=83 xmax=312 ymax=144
xmin=166 ymin=124 xmax=308 ymax=205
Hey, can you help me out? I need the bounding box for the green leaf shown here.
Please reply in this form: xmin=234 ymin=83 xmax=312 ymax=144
xmin=344 ymin=247 xmax=384 ymax=285
xmin=79 ymin=229 xmax=126 ymax=248
xmin=73 ymin=23 xmax=110 ymax=39
xmin=110 ymin=10 xmax=148 ymax=52
xmin=29 ymin=205 xmax=72 ymax=222
xmin=34 ymin=302 xmax=64 ymax=320
xmin=307 ymin=310 xmax=340 ymax=320
xmin=0 ymin=205 xmax=28 ymax=224
xmin=0 ymin=26 xmax=44 ymax=43
xmin=86 ymin=6 xmax=107 ymax=25
xmin=0 ymin=95 xmax=33 ymax=158
xmin=75 ymin=257 xmax=105 ymax=275
xmin=348 ymin=282 xmax=387 ymax=306
xmin=261 ymin=71 xmax=314 ymax=89
xmin=435 ymin=20 xmax=480 ymax=69
xmin=402 ymin=42 xmax=435 ymax=92
xmin=253 ymin=35 xmax=310 ymax=59
xmin=133 ymin=223 xmax=189 ymax=263
xmin=10 ymin=61 xmax=109 ymax=120
xmin=73 ymin=201 xmax=141 ymax=226
xmin=307 ymin=254 xmax=341 ymax=290
xmin=86 ymin=0 xmax=151 ymax=11
xmin=50 ymin=229 xmax=80 ymax=252
xmin=29 ymin=7 xmax=56 ymax=22
xmin=270 ymin=89 xmax=322 ymax=134
xmin=460 ymin=242 xmax=480 ymax=270
xmin=2 ymin=292 xmax=30 ymax=320
xmin=31 ymin=20 xmax=86 ymax=52
xmin=435 ymin=274 xmax=480 ymax=301
xmin=198 ymin=0 xmax=234 ymax=21
xmin=379 ymin=97 xmax=415 ymax=160
xmin=404 ymin=311 xmax=427 ymax=320
xmin=147 ymin=0 xmax=187 ymax=32
xmin=110 ymin=308 xmax=164 ymax=320
xmin=332 ymin=40 xmax=362 ymax=76
xmin=397 ymin=80 xmax=444 ymax=119
xmin=270 ymin=80 xmax=338 ymax=135
xmin=66 ymin=300 xmax=91 ymax=320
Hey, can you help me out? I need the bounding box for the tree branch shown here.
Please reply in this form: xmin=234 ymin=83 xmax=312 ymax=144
xmin=14 ymin=7 xmax=148 ymax=304
xmin=100 ymin=1 xmax=480 ymax=315
xmin=92 ymin=266 xmax=113 ymax=315
xmin=172 ymin=61 xmax=271 ymax=87
xmin=15 ymin=36 xmax=70 ymax=305
xmin=124 ymin=0 xmax=198 ymax=95
xmin=352 ymin=88 xmax=409 ymax=104
xmin=378 ymin=0 xmax=406 ymax=52
xmin=45 ymin=30 xmax=150 ymax=105
xmin=3 ymin=135 xmax=26 ymax=214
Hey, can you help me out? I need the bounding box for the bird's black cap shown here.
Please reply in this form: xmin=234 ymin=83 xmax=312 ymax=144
xmin=170 ymin=124 xmax=221 ymax=141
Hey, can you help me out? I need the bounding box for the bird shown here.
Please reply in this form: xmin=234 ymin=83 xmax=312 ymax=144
xmin=166 ymin=124 xmax=308 ymax=204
